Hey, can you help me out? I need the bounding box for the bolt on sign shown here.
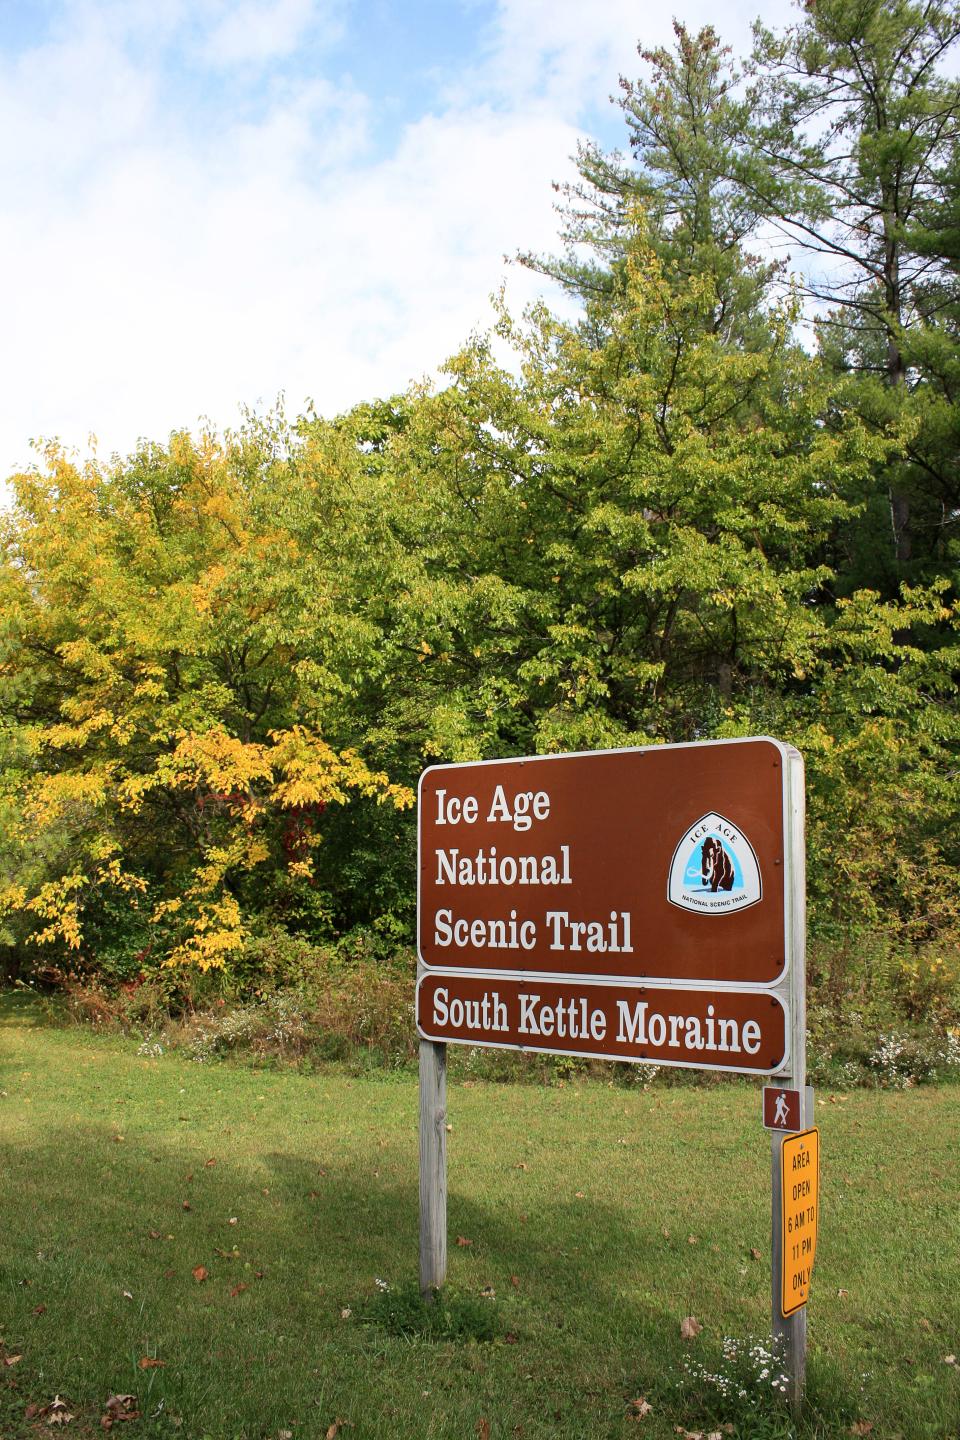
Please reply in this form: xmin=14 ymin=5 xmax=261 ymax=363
xmin=417 ymin=736 xmax=795 ymax=1075
xmin=780 ymin=1128 xmax=820 ymax=1317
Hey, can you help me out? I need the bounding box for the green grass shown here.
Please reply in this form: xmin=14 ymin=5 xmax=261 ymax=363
xmin=0 ymin=991 xmax=958 ymax=1440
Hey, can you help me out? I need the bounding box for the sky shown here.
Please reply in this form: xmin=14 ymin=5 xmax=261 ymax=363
xmin=0 ymin=0 xmax=801 ymax=481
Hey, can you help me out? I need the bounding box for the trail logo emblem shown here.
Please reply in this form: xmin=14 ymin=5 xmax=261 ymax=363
xmin=668 ymin=813 xmax=762 ymax=915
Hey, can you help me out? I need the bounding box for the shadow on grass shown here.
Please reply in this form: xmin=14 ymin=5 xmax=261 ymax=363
xmin=0 ymin=1119 xmax=696 ymax=1440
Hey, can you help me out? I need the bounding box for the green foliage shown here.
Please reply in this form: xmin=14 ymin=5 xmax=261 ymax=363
xmin=748 ymin=0 xmax=960 ymax=582
xmin=0 ymin=422 xmax=414 ymax=976
xmin=358 ymin=1279 xmax=502 ymax=1344
xmin=717 ymin=584 xmax=960 ymax=942
xmin=376 ymin=225 xmax=881 ymax=761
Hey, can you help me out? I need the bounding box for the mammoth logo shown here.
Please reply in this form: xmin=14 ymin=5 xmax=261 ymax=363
xmin=667 ymin=813 xmax=762 ymax=915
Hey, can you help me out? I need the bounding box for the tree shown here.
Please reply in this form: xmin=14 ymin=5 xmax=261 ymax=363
xmin=748 ymin=0 xmax=960 ymax=581
xmin=377 ymin=217 xmax=878 ymax=760
xmin=524 ymin=24 xmax=776 ymax=350
xmin=0 ymin=421 xmax=414 ymax=978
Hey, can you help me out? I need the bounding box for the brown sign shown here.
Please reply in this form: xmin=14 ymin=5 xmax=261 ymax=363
xmin=418 ymin=739 xmax=788 ymax=986
xmin=416 ymin=973 xmax=788 ymax=1074
xmin=763 ymin=1086 xmax=802 ymax=1131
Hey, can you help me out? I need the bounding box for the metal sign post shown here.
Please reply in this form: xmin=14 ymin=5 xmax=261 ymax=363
xmin=771 ymin=747 xmax=812 ymax=1413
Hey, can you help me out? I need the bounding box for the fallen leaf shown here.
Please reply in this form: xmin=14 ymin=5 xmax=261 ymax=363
xmin=628 ymin=1396 xmax=653 ymax=1418
xmin=138 ymin=1358 xmax=165 ymax=1370
xmin=228 ymin=1217 xmax=238 ymax=1226
xmin=575 ymin=1191 xmax=585 ymax=1199
xmin=680 ymin=1316 xmax=703 ymax=1340
xmin=229 ymin=1284 xmax=247 ymax=1298
xmin=33 ymin=1304 xmax=46 ymax=1316
xmin=278 ymin=1432 xmax=293 ymax=1439
xmin=837 ymin=1288 xmax=849 ymax=1298
xmin=43 ymin=1396 xmax=75 ymax=1427
xmin=510 ymin=1274 xmax=520 ymax=1288
xmin=749 ymin=1248 xmax=762 ymax=1260
xmin=181 ymin=1201 xmax=191 ymax=1212
xmin=919 ymin=1318 xmax=932 ymax=1330
xmin=456 ymin=1236 xmax=473 ymax=1247
xmin=687 ymin=1235 xmax=699 ymax=1246
xmin=112 ymin=1135 xmax=124 ymax=1144
xmin=661 ymin=1227 xmax=670 ymax=1239
xmin=214 ymin=1247 xmax=240 ymax=1259
xmin=101 ymin=1394 xmax=140 ymax=1429
xmin=477 ymin=1421 xmax=491 ymax=1440
xmin=505 ymin=1332 xmax=518 ymax=1344
xmin=205 ymin=1158 xmax=216 ymax=1167
xmin=445 ymin=1124 xmax=453 ymax=1133
xmin=850 ymin=1424 xmax=874 ymax=1437
xmin=192 ymin=1266 xmax=208 ymax=1284
xmin=340 ymin=1308 xmax=352 ymax=1320
xmin=122 ymin=1291 xmax=133 ymax=1301
xmin=324 ymin=1423 xmax=349 ymax=1439
xmin=515 ymin=1162 xmax=527 ymax=1171
xmin=148 ymin=1230 xmax=161 ymax=1241
xmin=944 ymin=1355 xmax=957 ymax=1366
xmin=3 ymin=1353 xmax=22 ymax=1366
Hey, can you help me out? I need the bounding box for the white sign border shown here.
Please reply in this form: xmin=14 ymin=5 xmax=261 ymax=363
xmin=416 ymin=735 xmax=793 ymax=990
xmin=415 ymin=971 xmax=791 ymax=1077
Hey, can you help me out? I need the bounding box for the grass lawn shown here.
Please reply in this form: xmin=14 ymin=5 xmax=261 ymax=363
xmin=1 ymin=992 xmax=958 ymax=1440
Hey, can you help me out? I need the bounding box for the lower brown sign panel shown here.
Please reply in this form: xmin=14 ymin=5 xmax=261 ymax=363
xmin=417 ymin=973 xmax=787 ymax=1075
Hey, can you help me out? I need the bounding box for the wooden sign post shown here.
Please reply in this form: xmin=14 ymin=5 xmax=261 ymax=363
xmin=416 ymin=737 xmax=813 ymax=1408
xmin=418 ymin=1036 xmax=447 ymax=1295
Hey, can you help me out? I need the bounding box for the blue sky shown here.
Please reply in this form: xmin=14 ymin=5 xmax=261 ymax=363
xmin=0 ymin=0 xmax=795 ymax=479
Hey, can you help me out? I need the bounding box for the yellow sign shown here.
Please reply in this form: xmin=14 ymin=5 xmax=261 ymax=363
xmin=781 ymin=1127 xmax=819 ymax=1317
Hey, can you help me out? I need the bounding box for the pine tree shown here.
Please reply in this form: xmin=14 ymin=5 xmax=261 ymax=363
xmin=747 ymin=0 xmax=960 ymax=581
xmin=522 ymin=24 xmax=777 ymax=349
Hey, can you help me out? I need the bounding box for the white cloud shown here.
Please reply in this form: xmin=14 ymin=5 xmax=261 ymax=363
xmin=0 ymin=0 xmax=800 ymax=482
xmin=468 ymin=0 xmax=777 ymax=114
xmin=202 ymin=0 xmax=342 ymax=67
